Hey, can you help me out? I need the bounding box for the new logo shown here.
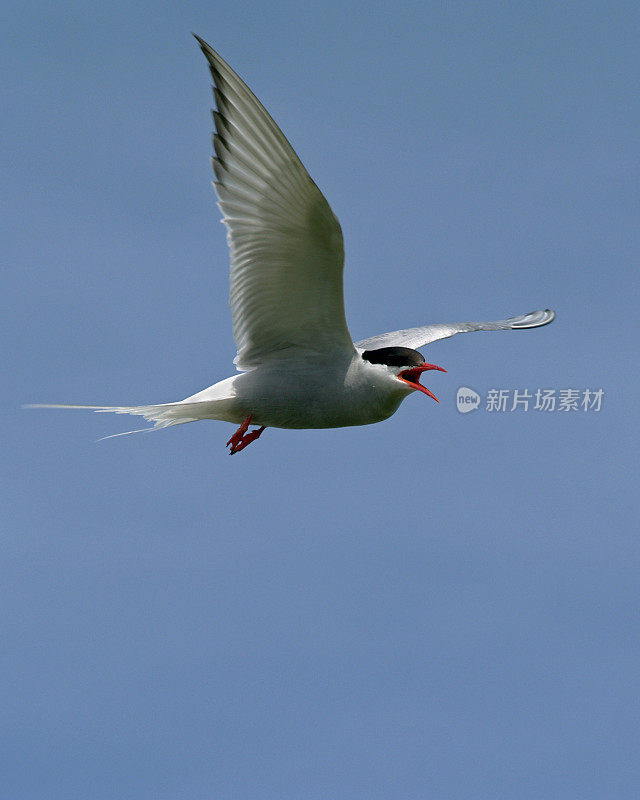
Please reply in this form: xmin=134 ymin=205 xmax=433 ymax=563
xmin=456 ymin=387 xmax=481 ymax=413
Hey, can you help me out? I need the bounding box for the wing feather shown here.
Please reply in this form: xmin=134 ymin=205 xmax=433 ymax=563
xmin=195 ymin=37 xmax=354 ymax=370
xmin=355 ymin=309 xmax=556 ymax=351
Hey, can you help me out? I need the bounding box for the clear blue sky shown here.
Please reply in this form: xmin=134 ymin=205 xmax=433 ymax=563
xmin=4 ymin=2 xmax=639 ymax=798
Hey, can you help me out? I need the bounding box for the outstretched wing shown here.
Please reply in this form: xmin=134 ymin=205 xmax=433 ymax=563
xmin=355 ymin=309 xmax=555 ymax=351
xmin=195 ymin=36 xmax=354 ymax=371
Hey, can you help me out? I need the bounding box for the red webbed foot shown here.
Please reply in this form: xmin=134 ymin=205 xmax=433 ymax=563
xmin=227 ymin=415 xmax=266 ymax=455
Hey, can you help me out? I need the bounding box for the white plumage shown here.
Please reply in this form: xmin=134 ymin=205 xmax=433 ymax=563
xmin=29 ymin=36 xmax=554 ymax=453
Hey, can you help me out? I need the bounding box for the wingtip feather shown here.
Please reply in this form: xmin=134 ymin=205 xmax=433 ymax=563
xmin=507 ymin=309 xmax=556 ymax=328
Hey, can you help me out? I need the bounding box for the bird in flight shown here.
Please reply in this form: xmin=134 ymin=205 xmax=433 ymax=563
xmin=31 ymin=36 xmax=555 ymax=454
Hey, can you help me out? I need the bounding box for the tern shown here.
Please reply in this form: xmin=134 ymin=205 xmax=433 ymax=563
xmin=31 ymin=36 xmax=555 ymax=454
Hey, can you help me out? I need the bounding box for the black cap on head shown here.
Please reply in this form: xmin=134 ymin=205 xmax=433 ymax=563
xmin=361 ymin=346 xmax=425 ymax=367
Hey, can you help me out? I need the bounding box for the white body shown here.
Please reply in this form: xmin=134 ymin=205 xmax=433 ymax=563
xmin=181 ymin=351 xmax=412 ymax=429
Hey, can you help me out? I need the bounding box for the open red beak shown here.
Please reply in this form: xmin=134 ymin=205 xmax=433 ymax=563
xmin=398 ymin=363 xmax=447 ymax=403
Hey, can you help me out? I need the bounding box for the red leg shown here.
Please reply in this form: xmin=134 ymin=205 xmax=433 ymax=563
xmin=228 ymin=425 xmax=265 ymax=455
xmin=226 ymin=414 xmax=252 ymax=450
xmin=227 ymin=415 xmax=266 ymax=454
